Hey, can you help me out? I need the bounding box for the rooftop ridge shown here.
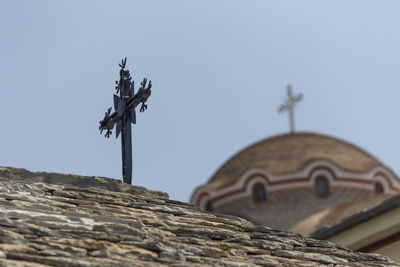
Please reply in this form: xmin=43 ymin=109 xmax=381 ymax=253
xmin=0 ymin=166 xmax=169 ymax=200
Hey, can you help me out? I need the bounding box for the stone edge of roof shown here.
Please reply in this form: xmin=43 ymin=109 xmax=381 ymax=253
xmin=0 ymin=166 xmax=399 ymax=266
xmin=0 ymin=166 xmax=169 ymax=200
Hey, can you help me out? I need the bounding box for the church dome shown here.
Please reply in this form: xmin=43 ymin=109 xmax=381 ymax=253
xmin=191 ymin=132 xmax=400 ymax=232
xmin=207 ymin=132 xmax=383 ymax=190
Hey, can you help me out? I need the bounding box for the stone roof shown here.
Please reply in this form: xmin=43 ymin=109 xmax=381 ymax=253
xmin=291 ymin=193 xmax=397 ymax=237
xmin=311 ymin=193 xmax=400 ymax=240
xmin=206 ymin=132 xmax=384 ymax=190
xmin=0 ymin=167 xmax=398 ymax=267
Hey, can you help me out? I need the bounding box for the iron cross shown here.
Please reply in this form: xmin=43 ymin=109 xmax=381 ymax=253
xmin=278 ymin=85 xmax=303 ymax=133
xmin=99 ymin=58 xmax=152 ymax=184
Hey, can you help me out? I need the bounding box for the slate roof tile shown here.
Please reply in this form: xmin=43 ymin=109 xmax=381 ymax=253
xmin=0 ymin=167 xmax=398 ymax=267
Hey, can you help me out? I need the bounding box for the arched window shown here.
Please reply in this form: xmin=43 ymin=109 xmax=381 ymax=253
xmin=252 ymin=183 xmax=266 ymax=202
xmin=205 ymin=201 xmax=214 ymax=212
xmin=374 ymin=182 xmax=384 ymax=195
xmin=315 ymin=176 xmax=329 ymax=197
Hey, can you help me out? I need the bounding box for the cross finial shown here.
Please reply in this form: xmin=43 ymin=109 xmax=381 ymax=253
xmin=278 ymin=85 xmax=303 ymax=134
xmin=99 ymin=58 xmax=152 ymax=184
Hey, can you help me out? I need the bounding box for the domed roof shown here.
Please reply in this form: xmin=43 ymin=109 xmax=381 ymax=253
xmin=207 ymin=132 xmax=384 ymax=190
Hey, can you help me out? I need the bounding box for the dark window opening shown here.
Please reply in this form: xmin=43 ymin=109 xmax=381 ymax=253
xmin=205 ymin=201 xmax=214 ymax=212
xmin=252 ymin=183 xmax=266 ymax=202
xmin=374 ymin=182 xmax=384 ymax=195
xmin=315 ymin=176 xmax=329 ymax=197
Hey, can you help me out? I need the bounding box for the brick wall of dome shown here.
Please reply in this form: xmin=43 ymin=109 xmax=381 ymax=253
xmin=214 ymin=186 xmax=373 ymax=231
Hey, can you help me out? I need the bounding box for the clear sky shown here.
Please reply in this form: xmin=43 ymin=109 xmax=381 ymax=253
xmin=1 ymin=0 xmax=400 ymax=202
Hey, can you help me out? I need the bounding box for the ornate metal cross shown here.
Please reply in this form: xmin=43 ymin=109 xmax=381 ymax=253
xmin=99 ymin=58 xmax=152 ymax=184
xmin=278 ymin=85 xmax=303 ymax=133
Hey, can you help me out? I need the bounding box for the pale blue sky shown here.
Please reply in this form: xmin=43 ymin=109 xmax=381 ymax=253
xmin=1 ymin=1 xmax=400 ymax=201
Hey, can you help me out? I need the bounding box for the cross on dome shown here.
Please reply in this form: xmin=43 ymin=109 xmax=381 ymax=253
xmin=278 ymin=85 xmax=303 ymax=133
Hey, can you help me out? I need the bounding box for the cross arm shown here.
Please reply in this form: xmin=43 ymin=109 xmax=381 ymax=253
xmin=99 ymin=108 xmax=119 ymax=138
xmin=99 ymin=78 xmax=152 ymax=138
xmin=278 ymin=103 xmax=288 ymax=112
xmin=125 ymin=78 xmax=151 ymax=113
xmin=293 ymin=94 xmax=303 ymax=102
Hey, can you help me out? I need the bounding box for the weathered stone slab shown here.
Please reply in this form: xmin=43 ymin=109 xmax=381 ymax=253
xmin=0 ymin=167 xmax=398 ymax=267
